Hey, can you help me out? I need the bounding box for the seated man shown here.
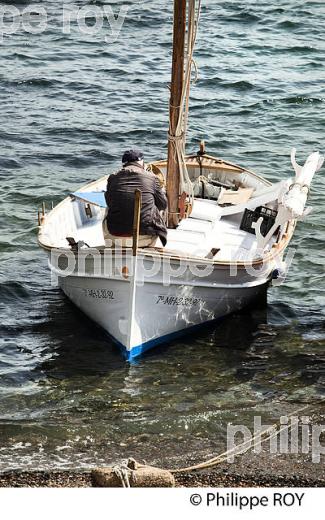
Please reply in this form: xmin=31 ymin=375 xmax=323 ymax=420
xmin=103 ymin=149 xmax=168 ymax=248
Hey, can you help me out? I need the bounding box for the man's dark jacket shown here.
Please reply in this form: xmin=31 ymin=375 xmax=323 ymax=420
xmin=105 ymin=163 xmax=168 ymax=246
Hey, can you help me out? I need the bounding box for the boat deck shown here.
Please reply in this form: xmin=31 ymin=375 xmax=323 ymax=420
xmin=59 ymin=199 xmax=260 ymax=262
xmin=38 ymin=160 xmax=282 ymax=263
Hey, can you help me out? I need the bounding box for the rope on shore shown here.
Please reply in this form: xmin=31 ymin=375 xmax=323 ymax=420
xmin=168 ymin=404 xmax=315 ymax=474
xmin=112 ymin=461 xmax=131 ymax=487
xmin=92 ymin=403 xmax=323 ymax=487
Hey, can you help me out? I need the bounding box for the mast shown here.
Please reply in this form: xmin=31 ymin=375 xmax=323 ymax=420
xmin=166 ymin=0 xmax=187 ymax=228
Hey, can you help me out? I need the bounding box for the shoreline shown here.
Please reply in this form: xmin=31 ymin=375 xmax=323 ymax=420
xmin=0 ymin=468 xmax=325 ymax=488
xmin=0 ymin=469 xmax=324 ymax=488
xmin=1 ymin=423 xmax=324 ymax=488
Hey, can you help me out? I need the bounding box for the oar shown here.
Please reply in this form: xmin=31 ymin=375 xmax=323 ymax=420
xmin=132 ymin=189 xmax=142 ymax=256
xmin=126 ymin=189 xmax=142 ymax=355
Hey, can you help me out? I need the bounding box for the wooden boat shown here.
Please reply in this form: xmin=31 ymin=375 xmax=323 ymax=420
xmin=38 ymin=1 xmax=323 ymax=360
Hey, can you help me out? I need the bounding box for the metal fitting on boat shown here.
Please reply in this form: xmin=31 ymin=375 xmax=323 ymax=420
xmin=271 ymin=263 xmax=287 ymax=286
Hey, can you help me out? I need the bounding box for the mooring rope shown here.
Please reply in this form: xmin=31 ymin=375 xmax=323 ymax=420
xmin=108 ymin=403 xmax=322 ymax=486
xmin=113 ymin=462 xmax=131 ymax=487
xmin=169 ymin=403 xmax=318 ymax=474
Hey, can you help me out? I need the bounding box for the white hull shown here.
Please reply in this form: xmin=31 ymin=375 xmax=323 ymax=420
xmin=55 ymin=251 xmax=272 ymax=359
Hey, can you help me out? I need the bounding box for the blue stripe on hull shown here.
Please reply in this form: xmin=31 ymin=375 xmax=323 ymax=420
xmin=106 ymin=316 xmax=226 ymax=362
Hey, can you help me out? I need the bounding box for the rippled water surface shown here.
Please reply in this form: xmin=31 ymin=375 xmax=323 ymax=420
xmin=0 ymin=0 xmax=324 ymax=470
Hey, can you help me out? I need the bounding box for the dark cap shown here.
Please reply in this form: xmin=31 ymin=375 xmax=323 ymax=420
xmin=122 ymin=149 xmax=144 ymax=165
